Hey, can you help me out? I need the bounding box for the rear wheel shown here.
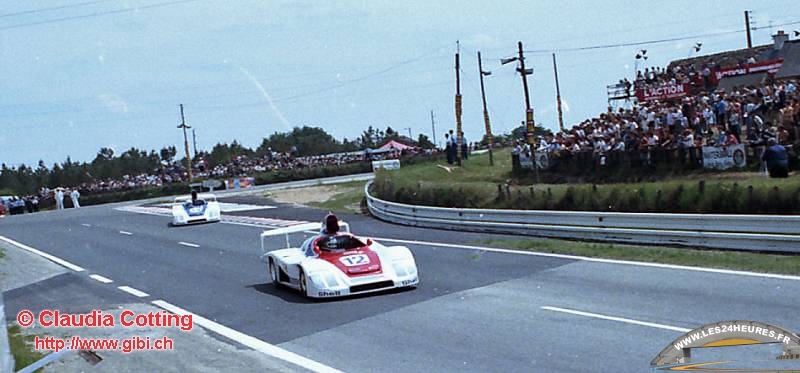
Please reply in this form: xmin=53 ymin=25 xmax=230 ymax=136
xmin=298 ymin=268 xmax=309 ymax=298
xmin=268 ymin=259 xmax=279 ymax=286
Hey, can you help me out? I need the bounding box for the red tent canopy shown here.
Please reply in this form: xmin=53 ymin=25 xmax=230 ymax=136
xmin=379 ymin=140 xmax=412 ymax=150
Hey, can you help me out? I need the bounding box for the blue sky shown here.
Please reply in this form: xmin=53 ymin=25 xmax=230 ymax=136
xmin=0 ymin=0 xmax=797 ymax=167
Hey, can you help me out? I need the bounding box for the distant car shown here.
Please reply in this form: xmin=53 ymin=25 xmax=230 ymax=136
xmin=0 ymin=202 xmax=5 ymax=217
xmin=170 ymin=193 xmax=221 ymax=226
xmin=260 ymin=221 xmax=419 ymax=298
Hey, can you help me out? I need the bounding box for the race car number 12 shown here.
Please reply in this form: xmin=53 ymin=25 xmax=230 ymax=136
xmin=340 ymin=254 xmax=369 ymax=266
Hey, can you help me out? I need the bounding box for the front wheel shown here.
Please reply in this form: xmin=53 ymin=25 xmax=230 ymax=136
xmin=298 ymin=268 xmax=309 ymax=298
xmin=268 ymin=259 xmax=279 ymax=286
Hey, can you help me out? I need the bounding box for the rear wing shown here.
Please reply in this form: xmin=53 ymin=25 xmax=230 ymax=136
xmin=259 ymin=221 xmax=350 ymax=255
xmin=174 ymin=194 xmax=217 ymax=203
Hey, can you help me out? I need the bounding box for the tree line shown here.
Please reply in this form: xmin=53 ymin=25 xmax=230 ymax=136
xmin=0 ymin=125 xmax=433 ymax=195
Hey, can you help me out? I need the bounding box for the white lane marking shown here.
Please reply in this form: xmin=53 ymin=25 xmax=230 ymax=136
xmin=373 ymin=237 xmax=800 ymax=282
xmin=89 ymin=274 xmax=113 ymax=284
xmin=81 ymin=223 xmax=92 ymax=227
xmin=178 ymin=241 xmax=200 ymax=248
xmin=119 ymin=230 xmax=133 ymax=235
xmin=118 ymin=286 xmax=149 ymax=298
xmin=542 ymin=306 xmax=691 ymax=333
xmin=152 ymin=300 xmax=344 ymax=373
xmin=0 ymin=235 xmax=85 ymax=272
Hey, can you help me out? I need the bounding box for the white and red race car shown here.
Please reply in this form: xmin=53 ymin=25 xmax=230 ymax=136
xmin=260 ymin=221 xmax=419 ymax=298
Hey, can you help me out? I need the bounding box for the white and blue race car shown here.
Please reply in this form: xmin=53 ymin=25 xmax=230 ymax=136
xmin=171 ymin=193 xmax=221 ymax=226
xmin=260 ymin=221 xmax=419 ymax=298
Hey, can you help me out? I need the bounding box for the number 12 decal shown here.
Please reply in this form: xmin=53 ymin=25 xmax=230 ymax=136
xmin=340 ymin=254 xmax=370 ymax=266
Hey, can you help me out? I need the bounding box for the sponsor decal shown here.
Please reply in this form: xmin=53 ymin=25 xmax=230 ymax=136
xmin=317 ymin=291 xmax=341 ymax=297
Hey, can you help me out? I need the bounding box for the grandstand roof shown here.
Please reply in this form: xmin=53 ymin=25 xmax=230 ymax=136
xmin=669 ymin=45 xmax=771 ymax=71
xmin=758 ymin=39 xmax=800 ymax=79
xmin=717 ymin=72 xmax=767 ymax=91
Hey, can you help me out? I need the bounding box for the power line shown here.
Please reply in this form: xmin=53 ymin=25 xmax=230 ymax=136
xmin=0 ymin=0 xmax=202 ymax=31
xmin=517 ymin=19 xmax=800 ymax=55
xmin=0 ymin=0 xmax=116 ymax=19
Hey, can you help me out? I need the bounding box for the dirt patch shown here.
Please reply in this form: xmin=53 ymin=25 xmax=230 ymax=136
xmin=265 ymin=185 xmax=340 ymax=205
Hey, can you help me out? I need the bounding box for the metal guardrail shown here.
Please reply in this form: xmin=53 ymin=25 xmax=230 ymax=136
xmin=365 ymin=183 xmax=800 ymax=252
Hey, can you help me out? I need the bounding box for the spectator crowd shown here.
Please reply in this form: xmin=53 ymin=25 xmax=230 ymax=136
xmin=527 ymin=55 xmax=798 ymax=175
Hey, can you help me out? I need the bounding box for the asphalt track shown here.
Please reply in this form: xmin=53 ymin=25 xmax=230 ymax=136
xmin=4 ymin=196 xmax=800 ymax=372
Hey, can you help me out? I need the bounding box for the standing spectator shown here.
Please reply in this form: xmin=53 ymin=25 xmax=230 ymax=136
xmin=32 ymin=196 xmax=39 ymax=212
xmin=70 ymin=188 xmax=81 ymax=208
xmin=762 ymin=138 xmax=789 ymax=178
xmin=459 ymin=131 xmax=468 ymax=160
xmin=24 ymin=197 xmax=33 ymax=213
xmin=55 ymin=188 xmax=65 ymax=210
xmin=444 ymin=133 xmax=453 ymax=164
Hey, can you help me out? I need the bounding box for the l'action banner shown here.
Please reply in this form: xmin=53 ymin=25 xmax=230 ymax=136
xmin=702 ymin=144 xmax=746 ymax=170
xmin=635 ymin=82 xmax=690 ymax=102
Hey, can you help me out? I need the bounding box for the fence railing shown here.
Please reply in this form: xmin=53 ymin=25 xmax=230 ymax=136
xmin=365 ymin=182 xmax=800 ymax=252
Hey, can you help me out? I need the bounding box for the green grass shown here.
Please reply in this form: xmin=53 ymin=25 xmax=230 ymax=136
xmin=477 ymin=238 xmax=800 ymax=275
xmin=8 ymin=325 xmax=46 ymax=372
xmin=0 ymin=249 xmax=4 ymax=259
xmin=373 ymin=149 xmax=800 ymax=214
xmin=308 ymin=181 xmax=369 ymax=214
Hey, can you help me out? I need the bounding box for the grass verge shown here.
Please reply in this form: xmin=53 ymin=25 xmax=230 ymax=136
xmin=373 ymin=150 xmax=800 ymax=214
xmin=8 ymin=324 xmax=46 ymax=372
xmin=308 ymin=181 xmax=369 ymax=214
xmin=476 ymin=238 xmax=800 ymax=275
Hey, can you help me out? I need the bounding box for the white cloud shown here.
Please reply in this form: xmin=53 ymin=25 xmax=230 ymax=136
xmin=98 ymin=94 xmax=129 ymax=114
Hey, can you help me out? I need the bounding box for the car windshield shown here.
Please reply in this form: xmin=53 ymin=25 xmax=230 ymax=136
xmin=316 ymin=234 xmax=364 ymax=252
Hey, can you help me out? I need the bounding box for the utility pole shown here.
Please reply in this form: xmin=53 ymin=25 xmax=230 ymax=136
xmin=517 ymin=41 xmax=534 ymax=146
xmin=745 ymin=10 xmax=753 ymax=49
xmin=405 ymin=127 xmax=412 ymax=139
xmin=517 ymin=41 xmax=538 ymax=183
xmin=501 ymin=42 xmax=538 ymax=181
xmin=552 ymin=53 xmax=565 ymax=132
xmin=454 ymin=41 xmax=463 ymax=166
xmin=177 ymin=104 xmax=192 ymax=182
xmin=192 ymin=129 xmax=198 ymax=157
xmin=430 ymin=110 xmax=437 ymax=149
xmin=477 ymin=51 xmax=494 ymax=166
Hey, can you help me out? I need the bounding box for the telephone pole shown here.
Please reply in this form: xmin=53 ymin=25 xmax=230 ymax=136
xmin=405 ymin=127 xmax=412 ymax=139
xmin=177 ymin=104 xmax=192 ymax=182
xmin=430 ymin=110 xmax=437 ymax=149
xmin=552 ymin=53 xmax=565 ymax=132
xmin=744 ymin=10 xmax=753 ymax=49
xmin=518 ymin=41 xmax=535 ymax=146
xmin=477 ymin=51 xmax=494 ymax=166
xmin=192 ymin=129 xmax=198 ymax=157
xmin=454 ymin=41 xmax=463 ymax=166
xmin=502 ymin=41 xmax=538 ymax=182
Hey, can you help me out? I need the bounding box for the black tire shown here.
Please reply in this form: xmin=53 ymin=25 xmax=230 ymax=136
xmin=298 ymin=268 xmax=309 ymax=298
xmin=268 ymin=259 xmax=279 ymax=286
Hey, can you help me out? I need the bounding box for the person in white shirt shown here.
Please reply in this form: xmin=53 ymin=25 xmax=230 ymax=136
xmin=70 ymin=188 xmax=81 ymax=208
xmin=54 ymin=188 xmax=64 ymax=210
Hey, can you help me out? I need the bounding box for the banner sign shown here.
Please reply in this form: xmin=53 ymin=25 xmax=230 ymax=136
xmin=702 ymin=144 xmax=746 ymax=170
xmin=225 ymin=177 xmax=255 ymax=190
xmin=372 ymin=159 xmax=401 ymax=171
xmin=635 ymin=82 xmax=690 ymax=102
xmin=713 ymin=59 xmax=783 ymax=82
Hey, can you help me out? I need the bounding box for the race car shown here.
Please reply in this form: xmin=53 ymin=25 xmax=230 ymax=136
xmin=260 ymin=220 xmax=419 ymax=298
xmin=171 ymin=193 xmax=221 ymax=226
